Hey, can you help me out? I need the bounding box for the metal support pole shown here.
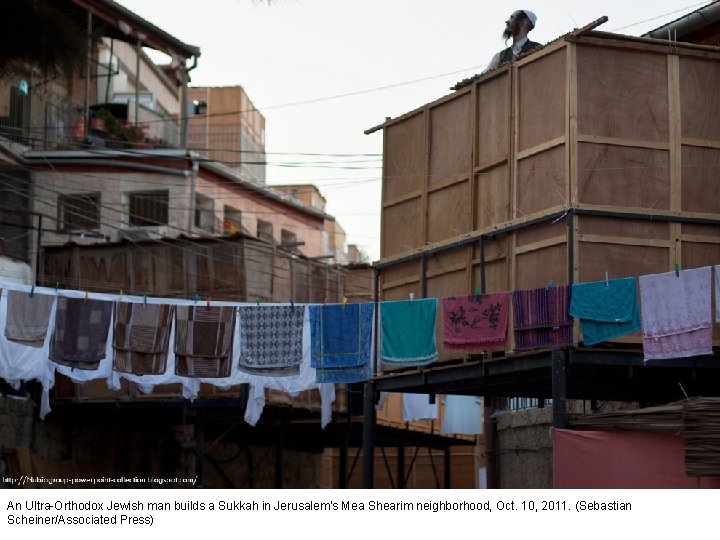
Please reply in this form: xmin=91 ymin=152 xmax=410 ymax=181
xmin=479 ymin=236 xmax=486 ymax=293
xmin=483 ymin=398 xmax=498 ymax=488
xmin=420 ymin=254 xmax=427 ymax=298
xmin=552 ymin=349 xmax=569 ymax=428
xmin=397 ymin=446 xmax=405 ymax=489
xmin=444 ymin=447 xmax=451 ymax=489
xmin=339 ymin=436 xmax=348 ymax=489
xmin=194 ymin=418 xmax=205 ymax=488
xmin=135 ymin=38 xmax=141 ymax=124
xmin=275 ymin=427 xmax=284 ymax=489
xmin=362 ymin=380 xmax=376 ymax=489
xmin=35 ymin=214 xmax=42 ymax=285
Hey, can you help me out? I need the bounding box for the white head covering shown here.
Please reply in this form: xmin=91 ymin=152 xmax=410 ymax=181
xmin=523 ymin=9 xmax=537 ymax=29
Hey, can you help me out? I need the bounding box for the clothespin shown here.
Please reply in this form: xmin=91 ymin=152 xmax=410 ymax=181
xmin=119 ymin=289 xmax=123 ymax=301
xmin=289 ymin=298 xmax=295 ymax=308
xmin=143 ymin=295 xmax=147 ymax=308
xmin=323 ymin=295 xmax=328 ymax=305
xmin=29 ymin=285 xmax=35 ymax=298
xmin=194 ymin=292 xmax=199 ymax=305
xmin=84 ymin=290 xmax=89 ymax=304
xmin=206 ymin=296 xmax=211 ymax=310
xmin=256 ymin=296 xmax=260 ymax=306
xmin=409 ymin=292 xmax=415 ymax=301
xmin=342 ymin=296 xmax=348 ymax=309
xmin=545 ymin=280 xmax=553 ymax=290
xmin=54 ymin=281 xmax=60 ymax=292
xmin=604 ymin=271 xmax=609 ymax=287
xmin=674 ymin=263 xmax=680 ymax=277
xmin=474 ymin=286 xmax=482 ymax=297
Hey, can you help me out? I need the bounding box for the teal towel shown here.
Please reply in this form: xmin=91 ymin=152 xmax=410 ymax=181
xmin=570 ymin=277 xmax=640 ymax=346
xmin=380 ymin=298 xmax=437 ymax=366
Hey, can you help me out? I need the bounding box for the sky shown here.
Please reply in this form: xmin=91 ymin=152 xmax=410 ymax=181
xmin=115 ymin=0 xmax=709 ymax=262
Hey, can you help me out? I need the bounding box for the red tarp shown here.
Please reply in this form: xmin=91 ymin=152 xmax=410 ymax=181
xmin=553 ymin=428 xmax=720 ymax=488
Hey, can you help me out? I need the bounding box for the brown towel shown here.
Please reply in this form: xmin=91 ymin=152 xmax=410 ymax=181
xmin=113 ymin=302 xmax=175 ymax=375
xmin=5 ymin=290 xmax=55 ymax=347
xmin=174 ymin=305 xmax=235 ymax=378
xmin=49 ymin=297 xmax=113 ymax=370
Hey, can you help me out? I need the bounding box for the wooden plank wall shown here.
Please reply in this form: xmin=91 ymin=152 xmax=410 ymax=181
xmin=41 ymin=236 xmax=345 ymax=303
xmin=379 ymin=33 xmax=720 ymax=352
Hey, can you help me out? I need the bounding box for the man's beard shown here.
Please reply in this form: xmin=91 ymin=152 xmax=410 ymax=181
xmin=503 ymin=19 xmax=518 ymax=41
xmin=502 ymin=27 xmax=512 ymax=40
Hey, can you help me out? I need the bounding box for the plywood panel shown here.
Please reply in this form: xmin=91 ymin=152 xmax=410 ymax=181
xmin=384 ymin=113 xmax=426 ymax=201
xmin=473 ymin=259 xmax=508 ymax=294
xmin=577 ymin=143 xmax=669 ymax=209
xmin=382 ymin=198 xmax=423 ymax=258
xmin=578 ymin=216 xmax=669 ymax=240
xmin=577 ymin=243 xmax=668 ymax=283
xmin=427 ymin=181 xmax=471 ymax=243
xmin=516 ymin=145 xmax=565 ymax=217
xmin=430 ymin=94 xmax=471 ymax=185
xmin=477 ymin=74 xmax=510 ymax=166
xmin=681 ymin=146 xmax=720 ymax=214
xmin=518 ymin=49 xmax=566 ymax=151
xmin=476 ymin=165 xmax=510 ymax=230
xmin=382 ymin=283 xmax=419 ymax=301
xmin=427 ymin=269 xmax=467 ymax=299
xmin=680 ymin=57 xmax=720 ymax=141
xmin=682 ymin=242 xmax=720 ymax=271
xmin=577 ymin=46 xmax=668 ymax=141
xmin=515 ymin=244 xmax=567 ymax=290
xmin=516 ymin=221 xmax=566 ymax=247
xmin=427 ymin=247 xmax=468 ymax=276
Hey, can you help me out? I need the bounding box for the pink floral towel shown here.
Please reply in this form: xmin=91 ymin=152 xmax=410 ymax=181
xmin=442 ymin=293 xmax=510 ymax=349
xmin=639 ymin=266 xmax=712 ymax=361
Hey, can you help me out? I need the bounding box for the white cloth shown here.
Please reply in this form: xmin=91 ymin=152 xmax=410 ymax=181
xmin=197 ymin=306 xmax=335 ymax=428
xmin=0 ymin=282 xmax=335 ymax=425
xmin=483 ymin=36 xmax=531 ymax=73
xmin=402 ymin=393 xmax=438 ymax=421
xmin=0 ymin=286 xmax=56 ymax=418
xmin=441 ymin=395 xmax=484 ymax=435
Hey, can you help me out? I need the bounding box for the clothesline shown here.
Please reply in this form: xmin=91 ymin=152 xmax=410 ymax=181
xmin=0 ymin=264 xmax=718 ymax=427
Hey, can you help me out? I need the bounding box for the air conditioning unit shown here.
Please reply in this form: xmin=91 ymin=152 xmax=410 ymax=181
xmin=118 ymin=226 xmax=169 ymax=242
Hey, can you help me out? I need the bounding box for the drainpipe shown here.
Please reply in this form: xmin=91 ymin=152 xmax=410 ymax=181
xmin=187 ymin=157 xmax=199 ymax=235
xmin=134 ymin=34 xmax=146 ymax=124
xmin=84 ymin=11 xmax=92 ymax=136
xmin=181 ymin=56 xmax=199 ymax=148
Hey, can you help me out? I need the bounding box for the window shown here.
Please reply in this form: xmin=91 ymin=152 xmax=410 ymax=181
xmin=223 ymin=205 xmax=242 ymax=236
xmin=256 ymin=219 xmax=273 ymax=243
xmin=58 ymin=193 xmax=100 ymax=231
xmin=194 ymin=193 xmax=215 ymax=232
xmin=280 ymin=229 xmax=300 ymax=251
xmin=128 ymin=191 xmax=168 ymax=226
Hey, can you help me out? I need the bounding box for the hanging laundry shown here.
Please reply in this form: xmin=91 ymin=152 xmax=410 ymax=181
xmin=639 ymin=266 xmax=712 ymax=361
xmin=402 ymin=393 xmax=438 ymax=421
xmin=5 ymin=290 xmax=55 ymax=347
xmin=512 ymin=285 xmax=572 ymax=350
xmin=113 ymin=302 xmax=175 ymax=375
xmin=570 ymin=277 xmax=640 ymax=346
xmin=174 ymin=305 xmax=235 ymax=377
xmin=237 ymin=305 xmax=305 ymax=375
xmin=380 ymin=298 xmax=438 ymax=367
xmin=309 ymin=303 xmax=373 ymax=383
xmin=441 ymin=395 xmax=483 ymax=435
xmin=442 ymin=293 xmax=509 ymax=349
xmin=49 ymin=297 xmax=113 ymax=370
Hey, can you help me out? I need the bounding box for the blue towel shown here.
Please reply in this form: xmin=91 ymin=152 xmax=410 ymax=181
xmin=380 ymin=298 xmax=438 ymax=366
xmin=570 ymin=277 xmax=641 ymax=346
xmin=315 ymin=363 xmax=373 ymax=384
xmin=309 ymin=303 xmax=374 ymax=384
xmin=309 ymin=303 xmax=373 ymax=368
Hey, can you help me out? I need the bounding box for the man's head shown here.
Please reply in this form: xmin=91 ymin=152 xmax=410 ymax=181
xmin=503 ymin=10 xmax=536 ymax=40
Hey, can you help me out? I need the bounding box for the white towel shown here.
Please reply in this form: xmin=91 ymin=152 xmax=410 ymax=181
xmin=402 ymin=393 xmax=438 ymax=421
xmin=639 ymin=266 xmax=712 ymax=361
